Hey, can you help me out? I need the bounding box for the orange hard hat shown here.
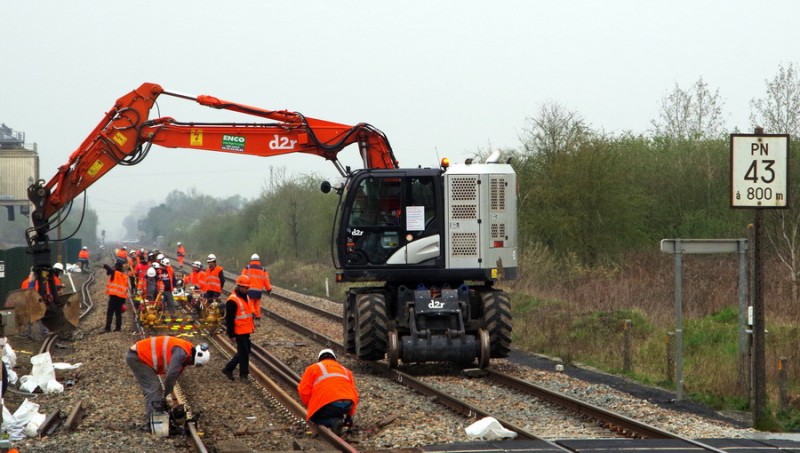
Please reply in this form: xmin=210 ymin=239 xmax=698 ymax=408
xmin=235 ymin=275 xmax=251 ymax=287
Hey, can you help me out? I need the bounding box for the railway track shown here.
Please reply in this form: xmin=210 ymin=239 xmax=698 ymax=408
xmin=156 ymin=253 xmax=752 ymax=451
xmin=261 ymin=286 xmax=735 ymax=451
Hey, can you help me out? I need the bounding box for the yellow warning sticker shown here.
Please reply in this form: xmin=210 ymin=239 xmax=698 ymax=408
xmin=113 ymin=132 xmax=128 ymax=146
xmin=191 ymin=129 xmax=203 ymax=146
xmin=491 ymin=268 xmax=498 ymax=279
xmin=87 ymin=160 xmax=104 ymax=177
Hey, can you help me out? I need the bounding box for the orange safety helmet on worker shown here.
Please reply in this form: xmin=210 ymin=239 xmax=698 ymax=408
xmin=228 ymin=275 xmax=255 ymax=335
xmin=297 ymin=349 xmax=359 ymax=423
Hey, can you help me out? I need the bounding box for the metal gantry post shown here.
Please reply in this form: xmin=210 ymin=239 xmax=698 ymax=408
xmin=673 ymin=239 xmax=683 ymax=401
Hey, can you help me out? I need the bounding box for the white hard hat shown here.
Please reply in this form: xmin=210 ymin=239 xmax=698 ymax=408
xmin=146 ymin=267 xmax=156 ymax=277
xmin=82 ymin=246 xmax=88 ymax=250
xmin=207 ymin=254 xmax=217 ymax=262
xmin=161 ymin=258 xmax=170 ymax=266
xmin=53 ymin=263 xmax=64 ymax=271
xmin=317 ymin=348 xmax=336 ymax=361
xmin=192 ymin=261 xmax=202 ymax=268
xmin=156 ymin=254 xmax=164 ymax=261
xmin=251 ymin=253 xmax=260 ymax=261
xmin=152 ymin=262 xmax=160 ymax=269
xmin=177 ymin=242 xmax=182 ymax=246
xmin=122 ymin=246 xmax=127 ymax=250
xmin=193 ymin=344 xmax=210 ymax=367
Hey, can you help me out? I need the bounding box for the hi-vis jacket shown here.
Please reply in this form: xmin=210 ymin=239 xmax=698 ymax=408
xmin=225 ymin=292 xmax=254 ymax=336
xmin=78 ymin=249 xmax=90 ymax=260
xmin=106 ymin=269 xmax=129 ymax=298
xmin=205 ymin=266 xmax=224 ymax=293
xmin=242 ymin=260 xmax=272 ymax=293
xmin=297 ymin=359 xmax=359 ymax=420
xmin=131 ymin=336 xmax=193 ymax=395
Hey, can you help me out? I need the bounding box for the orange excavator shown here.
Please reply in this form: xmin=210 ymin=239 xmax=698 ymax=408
xmin=15 ymin=83 xmax=517 ymax=367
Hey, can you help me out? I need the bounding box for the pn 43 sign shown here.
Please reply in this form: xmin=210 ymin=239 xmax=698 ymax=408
xmin=730 ymin=134 xmax=789 ymax=208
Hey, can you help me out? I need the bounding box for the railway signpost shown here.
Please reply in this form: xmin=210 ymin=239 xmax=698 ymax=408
xmin=660 ymin=239 xmax=747 ymax=402
xmin=730 ymin=129 xmax=790 ymax=428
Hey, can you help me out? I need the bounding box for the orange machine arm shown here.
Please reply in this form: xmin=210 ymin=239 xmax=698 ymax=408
xmin=30 ymin=82 xmax=398 ymax=231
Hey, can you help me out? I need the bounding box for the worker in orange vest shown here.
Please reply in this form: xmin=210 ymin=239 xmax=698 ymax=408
xmin=222 ymin=275 xmax=255 ymax=383
xmin=204 ymin=254 xmax=225 ymax=301
xmin=176 ymin=242 xmax=185 ymax=266
xmin=184 ymin=261 xmax=205 ymax=312
xmin=78 ymin=246 xmax=90 ymax=271
xmin=115 ymin=246 xmax=128 ymax=264
xmin=125 ymin=336 xmax=210 ymax=430
xmin=103 ymin=261 xmax=129 ymax=332
xmin=241 ymin=253 xmax=272 ymax=325
xmin=297 ymin=349 xmax=359 ymax=434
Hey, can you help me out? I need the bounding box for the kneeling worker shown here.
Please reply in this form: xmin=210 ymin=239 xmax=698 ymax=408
xmin=125 ymin=336 xmax=210 ymax=429
xmin=297 ymin=349 xmax=359 ymax=434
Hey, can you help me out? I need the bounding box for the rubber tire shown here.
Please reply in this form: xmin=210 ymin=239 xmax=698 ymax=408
xmin=355 ymin=292 xmax=388 ymax=361
xmin=481 ymin=290 xmax=512 ymax=358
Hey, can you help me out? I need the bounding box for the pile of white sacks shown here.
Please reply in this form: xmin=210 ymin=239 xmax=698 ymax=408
xmin=0 ymin=338 xmax=82 ymax=439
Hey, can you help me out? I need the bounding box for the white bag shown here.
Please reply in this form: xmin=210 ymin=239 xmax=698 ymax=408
xmin=464 ymin=416 xmax=517 ymax=441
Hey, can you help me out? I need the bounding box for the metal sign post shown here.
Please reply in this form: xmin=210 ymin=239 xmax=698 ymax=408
xmin=730 ymin=130 xmax=789 ymax=427
xmin=660 ymin=239 xmax=747 ymax=401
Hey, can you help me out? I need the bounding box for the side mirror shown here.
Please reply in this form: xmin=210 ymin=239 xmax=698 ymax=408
xmin=320 ymin=181 xmax=332 ymax=194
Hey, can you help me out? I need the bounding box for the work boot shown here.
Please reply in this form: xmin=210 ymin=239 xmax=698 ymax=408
xmin=240 ymin=375 xmax=250 ymax=384
xmin=222 ymin=369 xmax=234 ymax=381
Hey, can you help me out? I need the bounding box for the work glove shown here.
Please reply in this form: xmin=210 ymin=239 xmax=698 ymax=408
xmin=343 ymin=414 xmax=353 ymax=428
xmin=103 ymin=264 xmax=112 ymax=272
xmin=266 ymin=290 xmax=271 ymax=296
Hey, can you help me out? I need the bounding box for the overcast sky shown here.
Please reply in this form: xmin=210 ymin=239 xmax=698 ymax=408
xmin=2 ymin=1 xmax=799 ymax=240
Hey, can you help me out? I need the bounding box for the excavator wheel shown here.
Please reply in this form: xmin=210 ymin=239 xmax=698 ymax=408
xmin=480 ymin=290 xmax=512 ymax=358
xmin=355 ymin=292 xmax=388 ymax=361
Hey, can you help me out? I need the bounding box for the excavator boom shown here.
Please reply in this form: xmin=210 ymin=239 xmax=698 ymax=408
xmin=21 ymin=82 xmax=398 ymax=337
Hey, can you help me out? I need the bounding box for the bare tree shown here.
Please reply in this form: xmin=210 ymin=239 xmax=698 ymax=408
xmin=765 ymin=209 xmax=800 ymax=304
xmin=651 ymin=77 xmax=725 ymax=140
xmin=521 ymin=101 xmax=590 ymax=161
xmin=750 ymin=63 xmax=800 ymax=136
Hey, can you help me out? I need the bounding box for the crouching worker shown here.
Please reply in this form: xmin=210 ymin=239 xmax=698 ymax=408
xmin=125 ymin=336 xmax=210 ymax=431
xmin=297 ymin=349 xmax=358 ymax=435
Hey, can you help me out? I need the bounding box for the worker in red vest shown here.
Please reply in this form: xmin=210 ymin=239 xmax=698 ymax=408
xmin=103 ymin=261 xmax=129 ymax=332
xmin=241 ymin=253 xmax=272 ymax=324
xmin=297 ymin=349 xmax=359 ymax=434
xmin=78 ymin=246 xmax=90 ymax=271
xmin=125 ymin=336 xmax=210 ymax=430
xmin=222 ymin=275 xmax=254 ymax=383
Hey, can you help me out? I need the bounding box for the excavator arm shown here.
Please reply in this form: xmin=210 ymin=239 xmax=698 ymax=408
xmin=20 ymin=82 xmax=397 ymax=334
xmin=31 ymin=82 xmax=397 ymax=234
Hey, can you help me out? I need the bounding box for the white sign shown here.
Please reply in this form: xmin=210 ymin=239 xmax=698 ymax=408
xmin=406 ymin=206 xmax=425 ymax=231
xmin=731 ymin=134 xmax=790 ymax=208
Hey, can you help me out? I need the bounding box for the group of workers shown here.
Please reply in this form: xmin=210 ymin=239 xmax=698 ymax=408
xmin=114 ymin=244 xmax=357 ymax=435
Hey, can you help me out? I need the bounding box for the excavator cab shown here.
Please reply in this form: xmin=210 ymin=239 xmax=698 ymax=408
xmin=335 ymin=168 xmax=443 ymax=275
